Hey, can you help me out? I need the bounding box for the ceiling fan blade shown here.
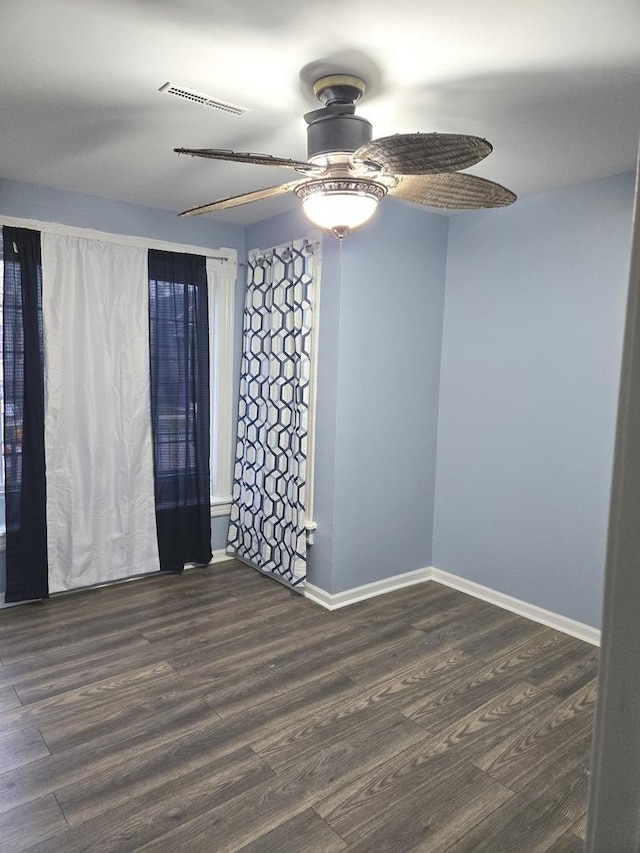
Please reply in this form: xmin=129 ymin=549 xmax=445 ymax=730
xmin=355 ymin=133 xmax=493 ymax=175
xmin=179 ymin=181 xmax=301 ymax=217
xmin=389 ymin=173 xmax=516 ymax=209
xmin=175 ymin=148 xmax=322 ymax=173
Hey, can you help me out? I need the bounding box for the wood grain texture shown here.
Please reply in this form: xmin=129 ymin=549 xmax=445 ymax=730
xmin=316 ymin=746 xmax=513 ymax=852
xmin=524 ymin=641 xmax=599 ymax=697
xmin=0 ymin=794 xmax=67 ymax=853
xmin=544 ymin=830 xmax=585 ymax=852
xmin=0 ymin=726 xmax=50 ymax=774
xmin=23 ymin=747 xmax=275 ymax=853
xmin=444 ymin=745 xmax=590 ymax=852
xmin=571 ymin=813 xmax=588 ymax=840
xmin=133 ymin=715 xmax=427 ymax=853
xmin=473 ymin=680 xmax=595 ymax=792
xmin=0 ymin=696 xmax=220 ymax=816
xmin=0 ymin=684 xmax=22 ymax=711
xmin=0 ymin=560 xmax=596 ymax=851
xmin=236 ymin=809 xmax=347 ymax=852
xmin=38 ymin=691 xmax=213 ymax=754
xmin=0 ymin=661 xmax=180 ymax=734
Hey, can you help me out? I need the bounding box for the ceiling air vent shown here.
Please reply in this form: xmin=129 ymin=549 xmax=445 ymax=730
xmin=159 ymin=82 xmax=248 ymax=116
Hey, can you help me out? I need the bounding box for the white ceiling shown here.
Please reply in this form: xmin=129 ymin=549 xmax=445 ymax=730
xmin=1 ymin=0 xmax=639 ymax=225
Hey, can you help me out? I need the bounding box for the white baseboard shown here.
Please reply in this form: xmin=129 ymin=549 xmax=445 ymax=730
xmin=430 ymin=567 xmax=600 ymax=646
xmin=305 ymin=567 xmax=431 ymax=610
xmin=209 ymin=549 xmax=234 ymax=564
xmin=305 ymin=565 xmax=600 ymax=646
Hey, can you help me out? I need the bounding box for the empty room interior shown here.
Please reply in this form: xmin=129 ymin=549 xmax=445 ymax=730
xmin=0 ymin=0 xmax=639 ymax=850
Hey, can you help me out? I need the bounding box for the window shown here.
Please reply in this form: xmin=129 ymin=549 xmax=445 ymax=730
xmin=0 ymin=232 xmax=46 ymax=540
xmin=0 ymin=241 xmax=4 ymax=535
xmin=206 ymin=257 xmax=236 ymax=514
xmin=0 ymin=222 xmax=238 ymax=546
xmin=0 ymin=225 xmax=48 ymax=602
xmin=147 ymin=248 xmax=236 ymax=517
xmin=148 ymin=249 xmax=211 ymax=570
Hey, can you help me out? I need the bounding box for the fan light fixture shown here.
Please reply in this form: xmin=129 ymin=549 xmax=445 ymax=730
xmin=174 ymin=72 xmax=517 ymax=230
xmin=295 ymin=179 xmax=387 ymax=239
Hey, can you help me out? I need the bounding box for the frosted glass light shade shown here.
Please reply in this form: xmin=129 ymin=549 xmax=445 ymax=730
xmin=295 ymin=179 xmax=386 ymax=239
xmin=303 ymin=192 xmax=378 ymax=232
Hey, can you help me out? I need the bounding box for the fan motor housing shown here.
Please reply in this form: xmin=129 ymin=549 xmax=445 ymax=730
xmin=306 ymin=114 xmax=372 ymax=159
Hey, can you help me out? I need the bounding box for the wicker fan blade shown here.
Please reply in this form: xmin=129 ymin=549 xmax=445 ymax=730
xmin=174 ymin=148 xmax=321 ymax=173
xmin=355 ymin=133 xmax=492 ymax=175
xmin=179 ymin=181 xmax=301 ymax=217
xmin=389 ymin=173 xmax=516 ymax=210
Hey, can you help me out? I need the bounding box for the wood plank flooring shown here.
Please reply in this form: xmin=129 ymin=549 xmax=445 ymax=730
xmin=0 ymin=561 xmax=596 ymax=852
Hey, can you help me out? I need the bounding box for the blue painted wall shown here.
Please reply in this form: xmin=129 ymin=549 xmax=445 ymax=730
xmin=247 ymin=201 xmax=448 ymax=594
xmin=433 ymin=173 xmax=636 ymax=627
xmin=244 ymin=208 xmax=311 ymax=255
xmin=0 ymin=178 xmax=245 ymax=256
xmin=328 ymin=201 xmax=448 ymax=593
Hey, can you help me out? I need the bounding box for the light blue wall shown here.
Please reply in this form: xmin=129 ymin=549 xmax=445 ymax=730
xmin=0 ymin=179 xmax=245 ymax=256
xmin=306 ymin=237 xmax=343 ymax=592
xmin=211 ymin=516 xmax=232 ymax=552
xmin=433 ymin=173 xmax=636 ymax=628
xmin=245 ymin=208 xmax=311 ymax=255
xmin=328 ymin=200 xmax=447 ymax=593
xmin=248 ymin=201 xmax=448 ymax=594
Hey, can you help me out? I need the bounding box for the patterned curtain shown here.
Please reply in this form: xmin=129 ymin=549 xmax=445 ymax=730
xmin=227 ymin=239 xmax=317 ymax=588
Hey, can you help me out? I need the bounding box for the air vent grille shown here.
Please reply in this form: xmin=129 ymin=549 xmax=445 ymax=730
xmin=159 ymin=82 xmax=247 ymax=116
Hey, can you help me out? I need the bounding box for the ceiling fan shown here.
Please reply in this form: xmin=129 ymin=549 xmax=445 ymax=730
xmin=175 ymin=74 xmax=517 ymax=239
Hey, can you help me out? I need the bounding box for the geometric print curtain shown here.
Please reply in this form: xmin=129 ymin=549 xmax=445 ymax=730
xmin=227 ymin=238 xmax=317 ymax=589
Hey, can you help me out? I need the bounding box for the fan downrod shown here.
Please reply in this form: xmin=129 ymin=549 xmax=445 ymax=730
xmin=312 ymin=74 xmax=366 ymax=107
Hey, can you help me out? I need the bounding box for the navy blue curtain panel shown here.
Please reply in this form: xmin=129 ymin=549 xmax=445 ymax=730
xmin=148 ymin=250 xmax=211 ymax=571
xmin=3 ymin=227 xmax=48 ymax=602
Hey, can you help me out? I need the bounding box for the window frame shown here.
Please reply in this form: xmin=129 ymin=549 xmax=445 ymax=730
xmin=0 ymin=216 xmax=238 ymax=534
xmin=206 ymin=255 xmax=236 ymax=514
xmin=0 ymin=243 xmax=4 ymax=536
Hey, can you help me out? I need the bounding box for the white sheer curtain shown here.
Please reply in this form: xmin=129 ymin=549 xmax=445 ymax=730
xmin=41 ymin=233 xmax=160 ymax=592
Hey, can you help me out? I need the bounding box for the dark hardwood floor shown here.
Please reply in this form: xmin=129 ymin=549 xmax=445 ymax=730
xmin=0 ymin=560 xmax=596 ymax=852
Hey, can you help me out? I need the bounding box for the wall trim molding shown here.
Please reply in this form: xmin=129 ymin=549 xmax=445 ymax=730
xmin=305 ymin=565 xmax=600 ymax=646
xmin=430 ymin=567 xmax=600 ymax=646
xmin=210 ymin=500 xmax=232 ymax=518
xmin=305 ymin=567 xmax=432 ymax=610
xmin=209 ymin=549 xmax=232 ymax=564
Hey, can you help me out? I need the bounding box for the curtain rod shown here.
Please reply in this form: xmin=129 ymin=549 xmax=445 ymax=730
xmin=250 ymin=237 xmax=318 ymax=266
xmin=0 ymin=216 xmax=236 ymax=265
xmin=0 ymin=234 xmax=228 ymax=264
